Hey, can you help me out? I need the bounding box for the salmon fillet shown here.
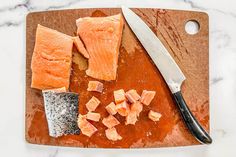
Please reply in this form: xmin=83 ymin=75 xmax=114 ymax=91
xmin=76 ymin=14 xmax=124 ymax=81
xmin=31 ymin=24 xmax=73 ymax=90
xmin=73 ymin=36 xmax=89 ymax=59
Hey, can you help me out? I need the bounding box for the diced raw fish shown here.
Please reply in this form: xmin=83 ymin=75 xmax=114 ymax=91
xmin=86 ymin=112 xmax=101 ymax=122
xmin=105 ymin=102 xmax=117 ymax=115
xmin=73 ymin=36 xmax=89 ymax=59
xmin=130 ymin=101 xmax=143 ymax=117
xmin=77 ymin=115 xmax=97 ymax=137
xmin=114 ymin=89 xmax=126 ymax=103
xmin=87 ymin=81 xmax=103 ymax=93
xmin=125 ymin=111 xmax=138 ymax=125
xmin=85 ymin=96 xmax=100 ymax=111
xmin=116 ymin=101 xmax=130 ymax=116
xmin=105 ymin=127 xmax=122 ymax=141
xmin=102 ymin=115 xmax=120 ymax=128
xmin=148 ymin=110 xmax=162 ymax=122
xmin=140 ymin=90 xmax=156 ymax=106
xmin=125 ymin=89 xmax=141 ymax=103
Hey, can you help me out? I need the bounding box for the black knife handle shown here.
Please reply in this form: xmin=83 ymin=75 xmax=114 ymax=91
xmin=173 ymin=91 xmax=212 ymax=144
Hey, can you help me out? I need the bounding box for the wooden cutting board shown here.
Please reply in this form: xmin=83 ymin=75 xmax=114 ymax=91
xmin=25 ymin=8 xmax=209 ymax=148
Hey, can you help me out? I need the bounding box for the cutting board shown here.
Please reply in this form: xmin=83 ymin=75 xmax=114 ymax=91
xmin=25 ymin=8 xmax=209 ymax=148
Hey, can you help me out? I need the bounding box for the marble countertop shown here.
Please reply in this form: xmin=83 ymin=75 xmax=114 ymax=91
xmin=0 ymin=0 xmax=236 ymax=156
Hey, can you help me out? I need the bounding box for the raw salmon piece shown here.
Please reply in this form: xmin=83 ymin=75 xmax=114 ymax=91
xmin=130 ymin=101 xmax=143 ymax=117
xmin=116 ymin=101 xmax=130 ymax=117
xmin=86 ymin=112 xmax=101 ymax=122
xmin=114 ymin=89 xmax=126 ymax=103
xmin=76 ymin=14 xmax=124 ymax=81
xmin=125 ymin=89 xmax=141 ymax=103
xmin=125 ymin=111 xmax=138 ymax=125
xmin=73 ymin=36 xmax=89 ymax=59
xmin=87 ymin=81 xmax=103 ymax=93
xmin=31 ymin=24 xmax=73 ymax=90
xmin=102 ymin=115 xmax=120 ymax=128
xmin=105 ymin=127 xmax=122 ymax=141
xmin=105 ymin=102 xmax=117 ymax=115
xmin=42 ymin=87 xmax=66 ymax=93
xmin=85 ymin=96 xmax=100 ymax=111
xmin=77 ymin=115 xmax=97 ymax=137
xmin=148 ymin=110 xmax=162 ymax=122
xmin=140 ymin=90 xmax=156 ymax=106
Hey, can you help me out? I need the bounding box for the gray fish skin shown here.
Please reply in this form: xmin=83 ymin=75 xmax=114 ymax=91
xmin=43 ymin=91 xmax=80 ymax=137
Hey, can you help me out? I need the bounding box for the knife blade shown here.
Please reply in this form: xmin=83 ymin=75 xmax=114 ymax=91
xmin=122 ymin=6 xmax=212 ymax=144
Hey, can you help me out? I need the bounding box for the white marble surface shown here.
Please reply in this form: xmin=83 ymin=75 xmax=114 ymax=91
xmin=0 ymin=0 xmax=236 ymax=156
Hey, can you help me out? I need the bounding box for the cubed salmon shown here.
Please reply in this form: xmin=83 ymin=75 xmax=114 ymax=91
xmin=105 ymin=102 xmax=117 ymax=115
xmin=125 ymin=89 xmax=141 ymax=103
xmin=130 ymin=101 xmax=143 ymax=117
xmin=86 ymin=112 xmax=101 ymax=122
xmin=105 ymin=127 xmax=122 ymax=141
xmin=77 ymin=115 xmax=97 ymax=137
xmin=114 ymin=89 xmax=126 ymax=103
xmin=102 ymin=115 xmax=120 ymax=128
xmin=85 ymin=96 xmax=100 ymax=111
xmin=116 ymin=101 xmax=130 ymax=116
xmin=148 ymin=110 xmax=162 ymax=122
xmin=125 ymin=111 xmax=138 ymax=125
xmin=87 ymin=81 xmax=103 ymax=93
xmin=140 ymin=90 xmax=156 ymax=106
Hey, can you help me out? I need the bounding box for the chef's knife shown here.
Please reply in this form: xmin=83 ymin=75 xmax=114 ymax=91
xmin=122 ymin=6 xmax=212 ymax=144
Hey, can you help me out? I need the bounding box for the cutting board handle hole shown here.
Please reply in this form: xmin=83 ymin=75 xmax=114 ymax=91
xmin=185 ymin=20 xmax=200 ymax=35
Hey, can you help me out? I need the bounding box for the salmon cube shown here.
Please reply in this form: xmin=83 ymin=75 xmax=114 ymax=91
xmin=102 ymin=115 xmax=120 ymax=128
xmin=125 ymin=111 xmax=138 ymax=125
xmin=114 ymin=89 xmax=126 ymax=103
xmin=87 ymin=81 xmax=103 ymax=93
xmin=125 ymin=89 xmax=141 ymax=103
xmin=73 ymin=36 xmax=89 ymax=59
xmin=140 ymin=90 xmax=156 ymax=106
xmin=148 ymin=110 xmax=162 ymax=122
xmin=86 ymin=112 xmax=101 ymax=122
xmin=85 ymin=96 xmax=100 ymax=111
xmin=130 ymin=101 xmax=143 ymax=117
xmin=105 ymin=102 xmax=117 ymax=115
xmin=116 ymin=101 xmax=130 ymax=116
xmin=105 ymin=127 xmax=122 ymax=141
xmin=77 ymin=115 xmax=97 ymax=137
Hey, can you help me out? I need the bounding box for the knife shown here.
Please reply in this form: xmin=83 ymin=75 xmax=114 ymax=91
xmin=122 ymin=6 xmax=212 ymax=144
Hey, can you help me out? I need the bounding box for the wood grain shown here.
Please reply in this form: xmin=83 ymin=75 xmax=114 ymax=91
xmin=26 ymin=8 xmax=209 ymax=148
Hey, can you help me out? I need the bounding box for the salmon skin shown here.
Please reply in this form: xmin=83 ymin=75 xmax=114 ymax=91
xmin=43 ymin=90 xmax=80 ymax=137
xmin=76 ymin=14 xmax=124 ymax=81
xmin=31 ymin=24 xmax=73 ymax=90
